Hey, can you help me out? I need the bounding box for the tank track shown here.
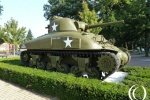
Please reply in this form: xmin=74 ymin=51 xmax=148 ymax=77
xmin=21 ymin=50 xmax=120 ymax=80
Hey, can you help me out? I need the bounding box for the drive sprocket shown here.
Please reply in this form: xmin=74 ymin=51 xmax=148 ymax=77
xmin=97 ymin=52 xmax=120 ymax=73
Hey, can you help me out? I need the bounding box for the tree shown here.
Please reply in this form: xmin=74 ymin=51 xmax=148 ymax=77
xmin=94 ymin=0 xmax=149 ymax=50
xmin=0 ymin=27 xmax=4 ymax=44
xmin=114 ymin=0 xmax=150 ymax=55
xmin=26 ymin=29 xmax=33 ymax=41
xmin=43 ymin=0 xmax=83 ymax=20
xmin=144 ymin=0 xmax=150 ymax=56
xmin=3 ymin=18 xmax=26 ymax=55
xmin=79 ymin=1 xmax=101 ymax=34
xmin=0 ymin=1 xmax=3 ymax=43
xmin=0 ymin=1 xmax=3 ymax=15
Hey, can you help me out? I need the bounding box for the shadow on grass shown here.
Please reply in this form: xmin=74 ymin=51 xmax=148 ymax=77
xmin=0 ymin=59 xmax=23 ymax=66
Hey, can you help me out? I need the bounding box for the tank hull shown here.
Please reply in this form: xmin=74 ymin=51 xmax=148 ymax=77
xmin=25 ymin=32 xmax=103 ymax=50
xmin=21 ymin=32 xmax=130 ymax=80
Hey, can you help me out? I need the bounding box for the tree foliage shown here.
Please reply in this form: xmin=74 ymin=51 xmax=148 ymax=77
xmin=3 ymin=18 xmax=26 ymax=45
xmin=26 ymin=29 xmax=33 ymax=41
xmin=0 ymin=1 xmax=3 ymax=15
xmin=43 ymin=0 xmax=83 ymax=20
xmin=79 ymin=1 xmax=101 ymax=34
xmin=0 ymin=1 xmax=3 ymax=43
xmin=95 ymin=0 xmax=150 ymax=49
xmin=0 ymin=27 xmax=4 ymax=44
xmin=2 ymin=18 xmax=26 ymax=55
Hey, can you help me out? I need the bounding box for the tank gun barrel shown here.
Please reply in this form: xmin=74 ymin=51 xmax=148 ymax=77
xmin=85 ymin=20 xmax=124 ymax=29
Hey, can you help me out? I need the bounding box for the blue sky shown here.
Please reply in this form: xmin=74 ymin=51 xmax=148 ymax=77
xmin=0 ymin=0 xmax=49 ymax=37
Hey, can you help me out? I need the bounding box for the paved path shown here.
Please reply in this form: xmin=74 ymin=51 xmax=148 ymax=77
xmin=0 ymin=80 xmax=58 ymax=100
xmin=128 ymin=54 xmax=150 ymax=67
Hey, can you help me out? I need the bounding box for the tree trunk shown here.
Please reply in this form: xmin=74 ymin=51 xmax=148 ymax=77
xmin=131 ymin=42 xmax=134 ymax=50
xmin=144 ymin=32 xmax=149 ymax=57
xmin=125 ymin=42 xmax=128 ymax=49
xmin=13 ymin=44 xmax=16 ymax=56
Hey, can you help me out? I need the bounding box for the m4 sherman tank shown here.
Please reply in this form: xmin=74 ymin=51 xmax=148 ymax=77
xmin=20 ymin=16 xmax=130 ymax=79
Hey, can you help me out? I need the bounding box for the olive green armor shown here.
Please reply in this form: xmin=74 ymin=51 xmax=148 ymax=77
xmin=20 ymin=16 xmax=130 ymax=79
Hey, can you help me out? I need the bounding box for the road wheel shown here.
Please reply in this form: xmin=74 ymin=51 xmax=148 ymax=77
xmin=56 ymin=62 xmax=69 ymax=73
xmin=36 ymin=59 xmax=47 ymax=70
xmin=20 ymin=51 xmax=30 ymax=66
xmin=86 ymin=67 xmax=100 ymax=79
xmin=29 ymin=58 xmax=34 ymax=67
xmin=70 ymin=66 xmax=79 ymax=75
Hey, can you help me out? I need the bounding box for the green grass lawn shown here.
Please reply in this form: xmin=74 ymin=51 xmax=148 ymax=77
xmin=0 ymin=57 xmax=150 ymax=100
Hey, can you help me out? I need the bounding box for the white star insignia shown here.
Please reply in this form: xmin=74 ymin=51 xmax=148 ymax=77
xmin=52 ymin=22 xmax=58 ymax=31
xmin=63 ymin=37 xmax=73 ymax=48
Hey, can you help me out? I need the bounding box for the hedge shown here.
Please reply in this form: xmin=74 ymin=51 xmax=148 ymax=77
xmin=0 ymin=58 xmax=149 ymax=100
xmin=121 ymin=66 xmax=150 ymax=100
xmin=121 ymin=66 xmax=150 ymax=78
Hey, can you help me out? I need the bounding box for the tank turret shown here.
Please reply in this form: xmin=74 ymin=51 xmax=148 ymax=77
xmin=21 ymin=16 xmax=130 ymax=80
xmin=46 ymin=16 xmax=78 ymax=33
xmin=46 ymin=16 xmax=124 ymax=33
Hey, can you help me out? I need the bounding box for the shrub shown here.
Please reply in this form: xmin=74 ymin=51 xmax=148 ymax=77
xmin=0 ymin=58 xmax=150 ymax=100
